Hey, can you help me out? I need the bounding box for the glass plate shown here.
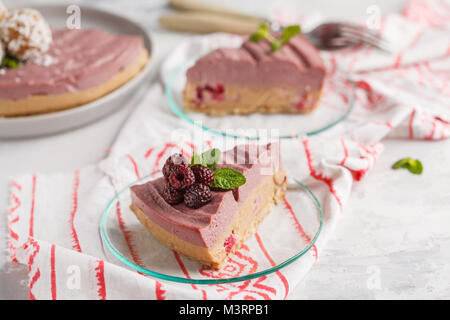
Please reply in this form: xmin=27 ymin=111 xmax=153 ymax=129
xmin=100 ymin=174 xmax=322 ymax=284
xmin=165 ymin=58 xmax=355 ymax=140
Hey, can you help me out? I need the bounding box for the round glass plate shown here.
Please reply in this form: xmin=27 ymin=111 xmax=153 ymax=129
xmin=165 ymin=58 xmax=355 ymax=140
xmin=100 ymin=174 xmax=322 ymax=284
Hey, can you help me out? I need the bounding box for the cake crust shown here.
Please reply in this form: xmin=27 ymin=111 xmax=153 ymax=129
xmin=184 ymin=82 xmax=322 ymax=115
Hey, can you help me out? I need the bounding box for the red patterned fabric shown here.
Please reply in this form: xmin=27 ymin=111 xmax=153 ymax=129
xmin=7 ymin=0 xmax=450 ymax=299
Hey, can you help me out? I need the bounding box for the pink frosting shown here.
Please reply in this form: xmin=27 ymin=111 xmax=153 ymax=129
xmin=186 ymin=35 xmax=325 ymax=89
xmin=0 ymin=28 xmax=143 ymax=100
xmin=130 ymin=143 xmax=282 ymax=248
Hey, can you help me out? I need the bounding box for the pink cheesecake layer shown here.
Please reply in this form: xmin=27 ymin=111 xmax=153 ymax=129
xmin=0 ymin=28 xmax=143 ymax=100
xmin=130 ymin=143 xmax=281 ymax=248
xmin=186 ymin=35 xmax=325 ymax=89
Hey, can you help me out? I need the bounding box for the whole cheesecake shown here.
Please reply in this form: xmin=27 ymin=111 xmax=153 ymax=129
xmin=0 ymin=28 xmax=149 ymax=117
xmin=130 ymin=143 xmax=287 ymax=269
xmin=183 ymin=34 xmax=325 ymax=115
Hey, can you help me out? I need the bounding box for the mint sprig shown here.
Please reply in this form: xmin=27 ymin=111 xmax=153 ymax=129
xmin=392 ymin=158 xmax=423 ymax=175
xmin=190 ymin=148 xmax=221 ymax=170
xmin=249 ymin=23 xmax=270 ymax=42
xmin=211 ymin=168 xmax=246 ymax=190
xmin=249 ymin=24 xmax=301 ymax=52
xmin=1 ymin=55 xmax=20 ymax=69
xmin=190 ymin=148 xmax=246 ymax=190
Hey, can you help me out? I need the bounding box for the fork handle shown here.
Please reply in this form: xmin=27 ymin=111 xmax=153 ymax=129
xmin=168 ymin=0 xmax=264 ymax=24
xmin=159 ymin=11 xmax=259 ymax=34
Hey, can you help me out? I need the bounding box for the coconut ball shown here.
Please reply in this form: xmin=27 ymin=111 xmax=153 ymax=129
xmin=0 ymin=8 xmax=52 ymax=61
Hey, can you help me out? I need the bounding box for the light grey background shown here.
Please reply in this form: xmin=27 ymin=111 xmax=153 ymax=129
xmin=1 ymin=0 xmax=449 ymax=299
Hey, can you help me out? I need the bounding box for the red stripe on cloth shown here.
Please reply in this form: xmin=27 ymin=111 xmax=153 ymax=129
xmin=8 ymin=193 xmax=21 ymax=242
xmin=11 ymin=181 xmax=22 ymax=191
xmin=29 ymin=175 xmax=36 ymax=238
xmin=8 ymin=193 xmax=21 ymax=214
xmin=155 ymin=281 xmax=166 ymax=300
xmin=283 ymin=199 xmax=318 ymax=260
xmin=252 ymin=276 xmax=277 ymax=296
xmin=115 ymin=200 xmax=167 ymax=297
xmin=434 ymin=116 xmax=450 ymax=125
xmin=126 ymin=157 xmax=166 ymax=300
xmin=393 ymin=54 xmax=403 ymax=68
xmin=115 ymin=202 xmax=143 ymax=267
xmin=8 ymin=243 xmax=18 ymax=263
xmin=50 ymin=244 xmax=57 ymax=300
xmin=8 ymin=189 xmax=22 ymax=261
xmin=302 ymin=139 xmax=343 ymax=212
xmin=144 ymin=148 xmax=154 ymax=159
xmin=426 ymin=121 xmax=436 ymax=140
xmin=126 ymin=162 xmax=166 ymax=300
xmin=409 ymin=109 xmax=416 ymax=139
xmin=70 ymin=170 xmax=82 ymax=253
xmin=254 ymin=233 xmax=289 ymax=299
xmin=358 ymin=143 xmax=378 ymax=156
xmin=27 ymin=238 xmax=40 ymax=299
xmin=95 ymin=260 xmax=106 ymax=300
xmin=340 ymin=138 xmax=349 ymax=166
xmin=29 ymin=268 xmax=40 ymax=300
xmin=9 ymin=218 xmax=19 ymax=241
xmin=226 ymin=278 xmax=273 ymax=300
xmin=27 ymin=238 xmax=40 ymax=271
xmin=173 ymin=252 xmax=207 ymax=300
xmin=126 ymin=154 xmax=140 ymax=179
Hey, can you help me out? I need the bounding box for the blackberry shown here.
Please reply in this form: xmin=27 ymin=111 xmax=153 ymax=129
xmin=184 ymin=183 xmax=212 ymax=209
xmin=168 ymin=165 xmax=195 ymax=190
xmin=162 ymin=183 xmax=183 ymax=205
xmin=162 ymin=153 xmax=188 ymax=180
xmin=191 ymin=165 xmax=214 ymax=185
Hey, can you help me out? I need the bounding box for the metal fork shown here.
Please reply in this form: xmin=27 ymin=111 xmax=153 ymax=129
xmin=164 ymin=0 xmax=391 ymax=51
xmin=303 ymin=22 xmax=390 ymax=51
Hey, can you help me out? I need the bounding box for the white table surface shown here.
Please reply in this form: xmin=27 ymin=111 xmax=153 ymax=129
xmin=2 ymin=0 xmax=449 ymax=300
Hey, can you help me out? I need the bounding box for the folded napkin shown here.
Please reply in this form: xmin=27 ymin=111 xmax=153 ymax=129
xmin=7 ymin=0 xmax=450 ymax=299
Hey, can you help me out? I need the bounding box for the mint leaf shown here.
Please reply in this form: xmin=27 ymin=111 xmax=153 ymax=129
xmin=190 ymin=150 xmax=206 ymax=167
xmin=249 ymin=24 xmax=269 ymax=42
xmin=271 ymin=40 xmax=282 ymax=52
xmin=250 ymin=23 xmax=301 ymax=52
xmin=201 ymin=148 xmax=221 ymax=170
xmin=1 ymin=55 xmax=20 ymax=69
xmin=190 ymin=148 xmax=221 ymax=170
xmin=249 ymin=33 xmax=264 ymax=42
xmin=211 ymin=168 xmax=246 ymax=190
xmin=280 ymin=25 xmax=301 ymax=42
xmin=392 ymin=158 xmax=423 ymax=175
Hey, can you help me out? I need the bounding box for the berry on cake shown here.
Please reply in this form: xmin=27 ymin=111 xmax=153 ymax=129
xmin=130 ymin=143 xmax=287 ymax=269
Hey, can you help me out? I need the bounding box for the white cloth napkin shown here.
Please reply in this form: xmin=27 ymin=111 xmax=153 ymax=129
xmin=7 ymin=0 xmax=450 ymax=299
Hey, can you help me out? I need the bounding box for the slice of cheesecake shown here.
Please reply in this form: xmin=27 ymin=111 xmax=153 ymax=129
xmin=130 ymin=143 xmax=287 ymax=269
xmin=183 ymin=35 xmax=326 ymax=115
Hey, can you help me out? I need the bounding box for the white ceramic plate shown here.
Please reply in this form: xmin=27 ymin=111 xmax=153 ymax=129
xmin=0 ymin=3 xmax=153 ymax=138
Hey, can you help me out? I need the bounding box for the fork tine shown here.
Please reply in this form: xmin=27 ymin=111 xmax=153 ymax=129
xmin=339 ymin=24 xmax=379 ymax=37
xmin=306 ymin=22 xmax=392 ymax=51
xmin=339 ymin=25 xmax=385 ymax=43
xmin=340 ymin=29 xmax=389 ymax=46
xmin=339 ymin=31 xmax=391 ymax=51
xmin=338 ymin=26 xmax=391 ymax=51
